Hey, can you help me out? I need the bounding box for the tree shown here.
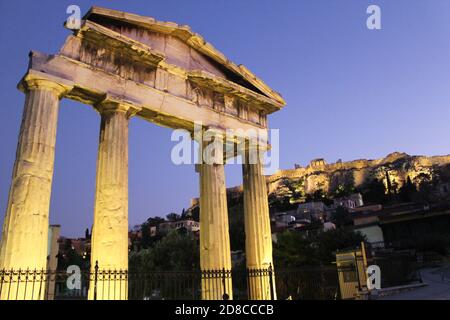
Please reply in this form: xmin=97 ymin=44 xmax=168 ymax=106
xmin=268 ymin=178 xmax=305 ymax=212
xmin=273 ymin=231 xmax=319 ymax=267
xmin=268 ymin=193 xmax=296 ymax=212
xmin=314 ymin=229 xmax=366 ymax=264
xmin=57 ymin=239 xmax=87 ymax=271
xmin=398 ymin=176 xmax=417 ymax=202
xmin=140 ymin=216 xmax=165 ymax=249
xmin=305 ymin=189 xmax=333 ymax=205
xmin=166 ymin=213 xmax=181 ymax=222
xmin=273 ymin=229 xmax=367 ymax=267
xmin=415 ymin=173 xmax=434 ymax=203
xmin=190 ymin=206 xmax=200 ymax=222
xmin=331 ymin=206 xmax=353 ymax=228
xmin=333 ymin=183 xmax=356 ymax=198
xmin=362 ymin=178 xmax=386 ymax=204
xmin=129 ymin=230 xmax=199 ymax=272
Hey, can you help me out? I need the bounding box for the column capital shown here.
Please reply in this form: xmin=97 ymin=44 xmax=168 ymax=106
xmin=95 ymin=96 xmax=142 ymax=119
xmin=18 ymin=72 xmax=73 ymax=98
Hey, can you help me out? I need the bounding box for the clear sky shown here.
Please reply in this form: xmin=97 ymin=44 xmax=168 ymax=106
xmin=1 ymin=0 xmax=450 ymax=238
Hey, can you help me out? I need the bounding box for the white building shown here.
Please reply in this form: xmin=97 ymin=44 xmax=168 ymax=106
xmin=159 ymin=219 xmax=200 ymax=233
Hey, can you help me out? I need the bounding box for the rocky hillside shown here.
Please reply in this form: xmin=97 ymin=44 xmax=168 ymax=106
xmin=266 ymin=152 xmax=450 ymax=201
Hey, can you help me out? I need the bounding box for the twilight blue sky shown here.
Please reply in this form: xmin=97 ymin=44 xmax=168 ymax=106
xmin=1 ymin=1 xmax=449 ymax=237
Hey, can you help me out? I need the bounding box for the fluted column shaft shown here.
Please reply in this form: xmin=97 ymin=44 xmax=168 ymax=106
xmin=0 ymin=78 xmax=67 ymax=300
xmin=243 ymin=153 xmax=276 ymax=300
xmin=199 ymin=137 xmax=233 ymax=300
xmin=88 ymin=101 xmax=138 ymax=300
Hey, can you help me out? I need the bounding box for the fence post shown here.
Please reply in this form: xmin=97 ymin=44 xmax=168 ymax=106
xmin=38 ymin=268 xmax=45 ymax=300
xmin=246 ymin=268 xmax=251 ymax=299
xmin=0 ymin=268 xmax=4 ymax=298
xmin=94 ymin=261 xmax=98 ymax=301
xmin=268 ymin=264 xmax=274 ymax=301
xmin=222 ymin=268 xmax=229 ymax=300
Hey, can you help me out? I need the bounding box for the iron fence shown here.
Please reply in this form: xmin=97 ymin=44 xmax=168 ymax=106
xmin=275 ymin=266 xmax=339 ymax=300
xmin=0 ymin=268 xmax=91 ymax=300
xmin=0 ymin=263 xmax=338 ymax=300
xmin=128 ymin=270 xmax=201 ymax=300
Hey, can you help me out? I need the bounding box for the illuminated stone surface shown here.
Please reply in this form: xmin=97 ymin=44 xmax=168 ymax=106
xmin=243 ymin=156 xmax=276 ymax=300
xmin=198 ymin=138 xmax=233 ymax=300
xmin=0 ymin=76 xmax=69 ymax=300
xmin=267 ymin=152 xmax=450 ymax=196
xmin=0 ymin=6 xmax=285 ymax=300
xmin=88 ymin=100 xmax=139 ymax=300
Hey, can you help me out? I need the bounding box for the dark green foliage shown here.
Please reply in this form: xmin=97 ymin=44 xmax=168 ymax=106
xmin=57 ymin=240 xmax=88 ymax=271
xmin=331 ymin=206 xmax=353 ymax=228
xmin=268 ymin=178 xmax=306 ymax=211
xmin=273 ymin=229 xmax=367 ymax=267
xmin=141 ymin=216 xmax=165 ymax=249
xmin=190 ymin=206 xmax=200 ymax=221
xmin=314 ymin=229 xmax=367 ymax=264
xmin=333 ymin=183 xmax=356 ymax=198
xmin=362 ymin=178 xmax=387 ymax=204
xmin=273 ymin=231 xmax=319 ymax=267
xmin=166 ymin=213 xmax=181 ymax=222
xmin=129 ymin=230 xmax=199 ymax=272
xmin=305 ymin=189 xmax=333 ymax=205
xmin=398 ymin=176 xmax=417 ymax=202
xmin=268 ymin=193 xmax=297 ymax=212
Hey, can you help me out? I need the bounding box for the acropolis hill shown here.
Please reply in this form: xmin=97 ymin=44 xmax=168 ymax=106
xmin=264 ymin=152 xmax=450 ymax=196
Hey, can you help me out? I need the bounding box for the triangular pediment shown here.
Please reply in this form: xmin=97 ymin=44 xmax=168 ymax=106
xmin=79 ymin=6 xmax=285 ymax=108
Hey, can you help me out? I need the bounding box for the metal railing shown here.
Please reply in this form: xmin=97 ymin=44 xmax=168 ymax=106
xmin=275 ymin=266 xmax=339 ymax=300
xmin=0 ymin=268 xmax=91 ymax=300
xmin=0 ymin=263 xmax=338 ymax=300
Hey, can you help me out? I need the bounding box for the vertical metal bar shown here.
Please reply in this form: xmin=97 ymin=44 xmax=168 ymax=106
xmin=33 ymin=269 xmax=38 ymax=301
xmin=269 ymin=264 xmax=274 ymax=301
xmin=222 ymin=268 xmax=227 ymax=300
xmin=7 ymin=270 xmax=12 ymax=300
xmin=16 ymin=268 xmax=21 ymax=300
xmin=354 ymin=253 xmax=361 ymax=292
xmin=38 ymin=268 xmax=44 ymax=300
xmin=108 ymin=269 xmax=111 ymax=300
xmin=44 ymin=270 xmax=48 ymax=300
xmin=0 ymin=268 xmax=4 ymax=298
xmin=23 ymin=268 xmax=29 ymax=299
xmin=94 ymin=261 xmax=98 ymax=300
xmin=248 ymin=269 xmax=251 ymax=299
xmin=125 ymin=270 xmax=128 ymax=300
xmin=119 ymin=269 xmax=122 ymax=300
xmin=113 ymin=269 xmax=116 ymax=300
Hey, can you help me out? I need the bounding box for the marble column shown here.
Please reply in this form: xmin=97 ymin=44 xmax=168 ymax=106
xmin=0 ymin=77 xmax=68 ymax=300
xmin=198 ymin=135 xmax=233 ymax=300
xmin=88 ymin=99 xmax=139 ymax=300
xmin=243 ymin=149 xmax=276 ymax=300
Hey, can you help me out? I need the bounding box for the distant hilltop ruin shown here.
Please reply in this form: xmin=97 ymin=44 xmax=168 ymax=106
xmin=266 ymin=152 xmax=450 ymax=196
xmin=191 ymin=152 xmax=450 ymax=207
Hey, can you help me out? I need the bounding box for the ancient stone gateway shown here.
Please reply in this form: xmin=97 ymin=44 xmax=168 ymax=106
xmin=0 ymin=7 xmax=285 ymax=300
